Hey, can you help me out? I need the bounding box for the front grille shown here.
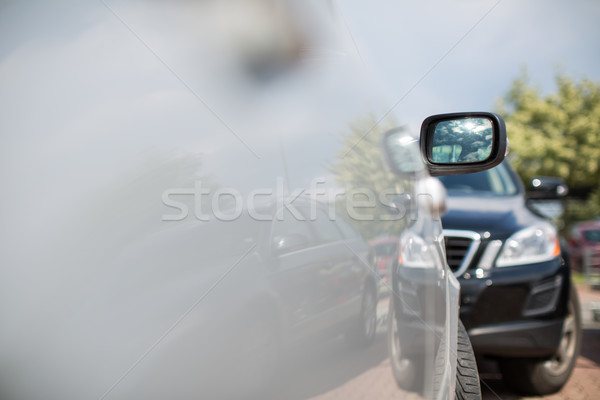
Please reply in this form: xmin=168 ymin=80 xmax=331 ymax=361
xmin=445 ymin=237 xmax=473 ymax=271
xmin=443 ymin=230 xmax=481 ymax=276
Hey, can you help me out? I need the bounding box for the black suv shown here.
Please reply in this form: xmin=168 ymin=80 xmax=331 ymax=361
xmin=439 ymin=161 xmax=582 ymax=395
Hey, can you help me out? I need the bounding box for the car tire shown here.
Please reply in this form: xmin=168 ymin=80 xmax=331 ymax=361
xmin=387 ymin=303 xmax=423 ymax=391
xmin=455 ymin=319 xmax=482 ymax=399
xmin=498 ymin=282 xmax=582 ymax=395
xmin=347 ymin=284 xmax=377 ymax=346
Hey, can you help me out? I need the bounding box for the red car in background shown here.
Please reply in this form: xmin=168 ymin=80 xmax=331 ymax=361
xmin=369 ymin=237 xmax=399 ymax=283
xmin=568 ymin=221 xmax=600 ymax=278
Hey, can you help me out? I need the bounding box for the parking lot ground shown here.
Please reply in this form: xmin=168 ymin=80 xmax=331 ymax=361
xmin=269 ymin=284 xmax=600 ymax=399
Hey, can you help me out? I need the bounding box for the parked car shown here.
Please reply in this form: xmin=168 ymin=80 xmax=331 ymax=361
xmin=438 ymin=162 xmax=582 ymax=395
xmin=107 ymin=199 xmax=379 ymax=398
xmin=568 ymin=221 xmax=600 ymax=278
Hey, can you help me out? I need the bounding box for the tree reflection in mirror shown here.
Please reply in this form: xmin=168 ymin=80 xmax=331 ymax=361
xmin=431 ymin=117 xmax=494 ymax=163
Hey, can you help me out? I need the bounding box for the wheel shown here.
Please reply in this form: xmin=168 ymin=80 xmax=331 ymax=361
xmin=455 ymin=319 xmax=482 ymax=399
xmin=498 ymin=282 xmax=582 ymax=395
xmin=347 ymin=284 xmax=377 ymax=346
xmin=387 ymin=303 xmax=422 ymax=391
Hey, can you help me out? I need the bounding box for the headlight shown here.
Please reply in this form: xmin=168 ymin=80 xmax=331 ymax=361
xmin=495 ymin=223 xmax=561 ymax=267
xmin=398 ymin=231 xmax=435 ymax=268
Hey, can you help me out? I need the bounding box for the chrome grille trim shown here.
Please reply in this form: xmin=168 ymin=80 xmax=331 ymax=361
xmin=443 ymin=229 xmax=481 ymax=277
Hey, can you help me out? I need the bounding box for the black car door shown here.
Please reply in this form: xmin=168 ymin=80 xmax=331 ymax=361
xmin=303 ymin=207 xmax=364 ymax=328
xmin=267 ymin=207 xmax=326 ymax=342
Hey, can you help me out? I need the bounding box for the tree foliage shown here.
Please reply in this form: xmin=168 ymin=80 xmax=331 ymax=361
xmin=498 ymin=71 xmax=600 ymax=190
xmin=329 ymin=113 xmax=408 ymax=240
xmin=498 ymin=71 xmax=600 ymax=222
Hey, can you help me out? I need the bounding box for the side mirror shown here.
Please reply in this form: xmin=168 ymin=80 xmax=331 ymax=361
xmin=382 ymin=112 xmax=507 ymax=177
xmin=381 ymin=128 xmax=426 ymax=177
xmin=527 ymin=176 xmax=569 ymax=199
xmin=526 ymin=177 xmax=568 ymax=219
xmin=419 ymin=112 xmax=508 ymax=176
xmin=272 ymin=233 xmax=309 ymax=256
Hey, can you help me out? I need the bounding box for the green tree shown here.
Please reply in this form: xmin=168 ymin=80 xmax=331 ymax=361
xmin=497 ymin=71 xmax=600 ymax=222
xmin=329 ymin=113 xmax=409 ymax=240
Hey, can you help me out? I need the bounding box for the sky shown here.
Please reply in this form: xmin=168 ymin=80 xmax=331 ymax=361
xmin=339 ymin=0 xmax=600 ymax=132
xmin=1 ymin=0 xmax=600 ymax=192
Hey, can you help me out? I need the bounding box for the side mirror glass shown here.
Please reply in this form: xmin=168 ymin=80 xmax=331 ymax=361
xmin=420 ymin=112 xmax=508 ymax=176
xmin=431 ymin=117 xmax=493 ymax=163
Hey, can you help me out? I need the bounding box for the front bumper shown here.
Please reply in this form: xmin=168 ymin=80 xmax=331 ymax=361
xmin=468 ymin=318 xmax=563 ymax=358
xmin=458 ymin=257 xmax=569 ymax=358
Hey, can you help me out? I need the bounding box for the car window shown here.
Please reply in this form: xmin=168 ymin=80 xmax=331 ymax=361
xmin=438 ymin=162 xmax=518 ymax=195
xmin=307 ymin=207 xmax=344 ymax=245
xmin=190 ymin=217 xmax=261 ymax=262
xmin=334 ymin=215 xmax=361 ymax=240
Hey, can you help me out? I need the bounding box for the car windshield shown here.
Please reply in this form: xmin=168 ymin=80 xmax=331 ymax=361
xmin=584 ymin=230 xmax=600 ymax=242
xmin=438 ymin=162 xmax=518 ymax=196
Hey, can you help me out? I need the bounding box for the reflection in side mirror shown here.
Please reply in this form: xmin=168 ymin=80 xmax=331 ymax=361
xmin=420 ymin=112 xmax=508 ymax=176
xmin=431 ymin=118 xmax=493 ymax=163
